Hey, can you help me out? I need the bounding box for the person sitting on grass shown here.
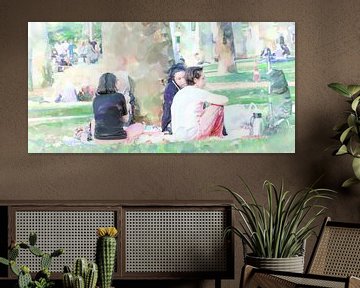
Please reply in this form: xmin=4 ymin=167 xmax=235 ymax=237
xmin=171 ymin=66 xmax=228 ymax=141
xmin=92 ymin=72 xmax=143 ymax=142
xmin=161 ymin=62 xmax=187 ymax=134
xmin=55 ymin=82 xmax=78 ymax=103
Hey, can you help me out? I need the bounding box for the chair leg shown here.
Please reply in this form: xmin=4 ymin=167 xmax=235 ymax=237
xmin=240 ymin=265 xmax=255 ymax=288
xmin=240 ymin=265 xmax=296 ymax=288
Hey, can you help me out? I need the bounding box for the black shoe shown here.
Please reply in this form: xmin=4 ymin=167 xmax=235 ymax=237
xmin=222 ymin=126 xmax=228 ymax=136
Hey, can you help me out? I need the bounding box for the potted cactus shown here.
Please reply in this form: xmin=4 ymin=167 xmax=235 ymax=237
xmin=62 ymin=258 xmax=98 ymax=288
xmin=0 ymin=232 xmax=64 ymax=288
xmin=96 ymin=227 xmax=118 ymax=288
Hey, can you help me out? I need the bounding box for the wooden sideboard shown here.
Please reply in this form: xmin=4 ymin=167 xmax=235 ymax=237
xmin=0 ymin=201 xmax=234 ymax=288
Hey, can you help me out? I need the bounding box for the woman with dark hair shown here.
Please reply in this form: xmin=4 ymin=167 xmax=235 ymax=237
xmin=92 ymin=72 xmax=143 ymax=141
xmin=161 ymin=63 xmax=187 ymax=134
xmin=171 ymin=66 xmax=228 ymax=141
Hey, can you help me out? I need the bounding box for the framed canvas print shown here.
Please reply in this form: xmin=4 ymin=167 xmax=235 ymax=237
xmin=28 ymin=22 xmax=295 ymax=153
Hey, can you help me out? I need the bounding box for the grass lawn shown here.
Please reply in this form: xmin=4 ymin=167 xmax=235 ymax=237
xmin=28 ymin=101 xmax=295 ymax=153
xmin=209 ymin=86 xmax=295 ymax=106
xmin=29 ymin=115 xmax=295 ymax=153
xmin=205 ymin=60 xmax=295 ymax=83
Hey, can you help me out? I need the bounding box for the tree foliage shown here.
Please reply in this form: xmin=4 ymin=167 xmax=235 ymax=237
xmin=47 ymin=22 xmax=102 ymax=45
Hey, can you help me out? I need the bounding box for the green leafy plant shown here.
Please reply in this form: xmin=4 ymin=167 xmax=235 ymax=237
xmin=33 ymin=278 xmax=54 ymax=288
xmin=328 ymin=83 xmax=360 ymax=187
xmin=0 ymin=232 xmax=63 ymax=288
xmin=220 ymin=179 xmax=335 ymax=258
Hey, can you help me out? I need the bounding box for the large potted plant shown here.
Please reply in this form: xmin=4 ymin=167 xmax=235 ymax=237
xmin=328 ymin=83 xmax=360 ymax=187
xmin=220 ymin=179 xmax=335 ymax=273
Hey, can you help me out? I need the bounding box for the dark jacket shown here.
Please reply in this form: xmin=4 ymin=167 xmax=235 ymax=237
xmin=161 ymin=80 xmax=180 ymax=132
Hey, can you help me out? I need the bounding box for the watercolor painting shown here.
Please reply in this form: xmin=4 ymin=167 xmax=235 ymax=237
xmin=28 ymin=22 xmax=295 ymax=153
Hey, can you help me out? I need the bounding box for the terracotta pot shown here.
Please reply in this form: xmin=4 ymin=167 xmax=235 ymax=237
xmin=245 ymin=254 xmax=305 ymax=273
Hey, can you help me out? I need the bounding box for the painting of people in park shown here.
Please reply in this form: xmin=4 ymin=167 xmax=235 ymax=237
xmin=28 ymin=22 xmax=295 ymax=153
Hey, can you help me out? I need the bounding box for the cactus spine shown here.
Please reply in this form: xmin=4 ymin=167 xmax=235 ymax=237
xmin=96 ymin=227 xmax=118 ymax=288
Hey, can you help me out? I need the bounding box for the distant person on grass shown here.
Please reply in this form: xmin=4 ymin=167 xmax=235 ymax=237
xmin=171 ymin=66 xmax=228 ymax=141
xmin=161 ymin=63 xmax=187 ymax=134
xmin=55 ymin=82 xmax=78 ymax=103
xmin=91 ymin=73 xmax=143 ymax=142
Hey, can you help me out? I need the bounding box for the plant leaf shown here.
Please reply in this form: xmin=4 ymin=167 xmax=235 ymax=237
xmin=352 ymin=157 xmax=360 ymax=180
xmin=348 ymin=135 xmax=360 ymax=157
xmin=336 ymin=145 xmax=348 ymax=155
xmin=347 ymin=85 xmax=360 ymax=97
xmin=351 ymin=96 xmax=360 ymax=111
xmin=328 ymin=83 xmax=350 ymax=97
xmin=347 ymin=114 xmax=356 ymax=128
xmin=0 ymin=257 xmax=9 ymax=266
xmin=340 ymin=126 xmax=353 ymax=143
xmin=342 ymin=177 xmax=360 ymax=188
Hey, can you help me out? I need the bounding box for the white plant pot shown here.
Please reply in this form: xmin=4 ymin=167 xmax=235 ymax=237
xmin=245 ymin=254 xmax=305 ymax=273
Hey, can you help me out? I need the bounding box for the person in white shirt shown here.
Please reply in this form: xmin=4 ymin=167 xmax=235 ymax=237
xmin=171 ymin=66 xmax=228 ymax=141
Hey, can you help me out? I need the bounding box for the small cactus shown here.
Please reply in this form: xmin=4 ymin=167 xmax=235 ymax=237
xmin=74 ymin=275 xmax=85 ymax=288
xmin=63 ymin=271 xmax=74 ymax=288
xmin=51 ymin=248 xmax=64 ymax=258
xmin=10 ymin=260 xmax=20 ymax=276
xmin=63 ymin=259 xmax=98 ymax=288
xmin=41 ymin=253 xmax=52 ymax=270
xmin=85 ymin=263 xmax=98 ymax=288
xmin=0 ymin=232 xmax=63 ymax=288
xmin=29 ymin=232 xmax=37 ymax=246
xmin=96 ymin=227 xmax=118 ymax=288
xmin=74 ymin=258 xmax=88 ymax=280
xmin=29 ymin=245 xmax=44 ymax=257
xmin=18 ymin=269 xmax=32 ymax=288
xmin=63 ymin=265 xmax=72 ymax=273
xmin=9 ymin=246 xmax=19 ymax=260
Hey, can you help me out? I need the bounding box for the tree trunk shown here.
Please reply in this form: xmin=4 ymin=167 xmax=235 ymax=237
xmin=101 ymin=22 xmax=174 ymax=124
xmin=216 ymin=22 xmax=237 ymax=74
xmin=83 ymin=22 xmax=93 ymax=40
xmin=28 ymin=24 xmax=33 ymax=91
xmin=28 ymin=22 xmax=53 ymax=89
xmin=198 ymin=22 xmax=213 ymax=64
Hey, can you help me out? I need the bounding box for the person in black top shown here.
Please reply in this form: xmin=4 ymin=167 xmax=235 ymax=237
xmin=93 ymin=73 xmax=128 ymax=140
xmin=161 ymin=63 xmax=187 ymax=134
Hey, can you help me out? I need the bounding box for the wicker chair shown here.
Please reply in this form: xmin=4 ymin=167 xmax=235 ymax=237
xmin=241 ymin=217 xmax=360 ymax=288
